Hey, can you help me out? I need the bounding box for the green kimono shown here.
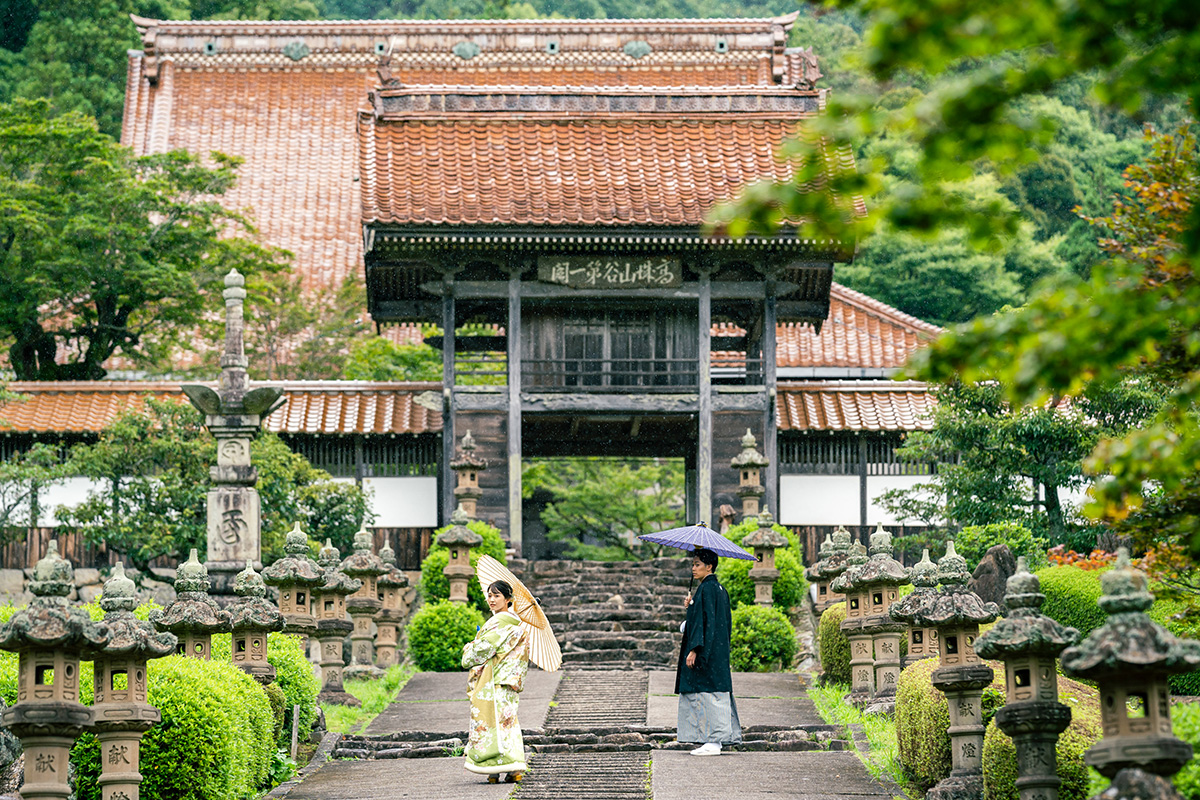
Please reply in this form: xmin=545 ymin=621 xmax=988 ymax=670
xmin=461 ymin=610 xmax=530 ymax=775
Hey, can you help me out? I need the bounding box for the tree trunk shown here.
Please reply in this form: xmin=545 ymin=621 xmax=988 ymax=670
xmin=1043 ymin=482 xmax=1066 ymax=542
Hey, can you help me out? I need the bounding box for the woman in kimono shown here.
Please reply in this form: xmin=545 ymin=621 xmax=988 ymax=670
xmin=461 ymin=580 xmax=530 ymax=783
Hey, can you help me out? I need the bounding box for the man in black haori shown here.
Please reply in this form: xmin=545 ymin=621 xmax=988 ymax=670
xmin=675 ymin=547 xmax=742 ymax=756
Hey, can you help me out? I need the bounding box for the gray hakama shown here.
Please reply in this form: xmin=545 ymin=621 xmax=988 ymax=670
xmin=675 ymin=574 xmax=742 ymax=745
xmin=677 ymin=691 xmax=743 ymax=745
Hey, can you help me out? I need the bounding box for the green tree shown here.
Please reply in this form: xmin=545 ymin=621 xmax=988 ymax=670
xmin=0 ymin=443 xmax=69 ymax=532
xmin=0 ymin=99 xmax=285 ymax=380
xmin=344 ymin=338 xmax=442 ymax=381
xmin=56 ymin=398 xmax=372 ymax=569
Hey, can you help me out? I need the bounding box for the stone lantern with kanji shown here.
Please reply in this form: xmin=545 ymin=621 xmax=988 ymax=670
xmin=854 ymin=525 xmax=910 ymax=702
xmin=831 ymin=540 xmax=873 ymax=703
xmin=742 ymin=508 xmax=788 ymax=607
xmin=262 ymin=522 xmax=324 ymax=645
xmin=1061 ymin=548 xmax=1200 ymax=792
xmin=150 ymin=549 xmax=231 ymax=660
xmin=731 ymin=429 xmax=769 ymax=518
xmin=892 ymin=549 xmax=939 ymax=668
xmin=437 ymin=505 xmax=483 ymax=605
xmin=450 ymin=430 xmax=487 ymax=519
xmin=340 ymin=526 xmax=388 ymax=680
xmin=374 ymin=540 xmax=410 ymax=669
xmin=890 ymin=539 xmax=1000 ymax=800
xmin=0 ymin=541 xmax=110 ymax=800
xmin=806 ymin=525 xmax=852 ymax=614
xmin=975 ymin=557 xmax=1080 ymax=800
xmin=93 ymin=563 xmax=177 ymax=800
xmin=312 ymin=539 xmax=361 ymax=706
xmin=228 ymin=561 xmax=285 ymax=684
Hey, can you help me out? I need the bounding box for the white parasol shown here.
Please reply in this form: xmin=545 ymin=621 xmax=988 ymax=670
xmin=475 ymin=555 xmax=562 ymax=672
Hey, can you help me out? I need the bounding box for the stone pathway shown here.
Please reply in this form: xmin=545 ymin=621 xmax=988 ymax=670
xmin=513 ymin=752 xmax=650 ymax=800
xmin=543 ymin=670 xmax=648 ymax=728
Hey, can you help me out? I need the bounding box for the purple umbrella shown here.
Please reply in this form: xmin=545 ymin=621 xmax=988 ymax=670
xmin=637 ymin=522 xmax=756 ymax=561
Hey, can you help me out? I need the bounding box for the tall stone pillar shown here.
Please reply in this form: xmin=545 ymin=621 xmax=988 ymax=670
xmin=854 ymin=526 xmax=910 ymax=704
xmin=831 ymin=541 xmax=873 ymax=703
xmin=340 ymin=527 xmax=388 ymax=681
xmin=0 ymin=541 xmax=110 ymax=800
xmin=149 ymin=549 xmax=231 ymax=659
xmin=742 ymin=508 xmax=788 ymax=607
xmin=312 ymin=539 xmax=361 ymax=706
xmin=182 ymin=268 xmax=285 ymax=597
xmin=93 ymin=564 xmax=177 ymax=800
xmin=976 ymin=557 xmax=1079 ymax=800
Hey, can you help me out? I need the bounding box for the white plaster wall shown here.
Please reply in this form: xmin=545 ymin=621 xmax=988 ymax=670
xmin=37 ymin=477 xmax=105 ymax=527
xmin=778 ymin=474 xmax=935 ymax=526
xmin=363 ymin=476 xmax=438 ymax=528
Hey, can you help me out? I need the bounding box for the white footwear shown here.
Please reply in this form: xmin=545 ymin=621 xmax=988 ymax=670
xmin=690 ymin=742 xmax=722 ymax=756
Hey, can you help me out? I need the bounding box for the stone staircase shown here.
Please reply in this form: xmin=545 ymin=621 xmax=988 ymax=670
xmin=507 ymin=558 xmax=691 ymax=669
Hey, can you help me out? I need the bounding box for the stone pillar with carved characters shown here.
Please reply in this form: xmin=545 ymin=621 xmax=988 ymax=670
xmin=831 ymin=541 xmax=873 ymax=704
xmin=854 ymin=525 xmax=910 ymax=705
xmin=93 ymin=564 xmax=177 ymax=800
xmin=374 ymin=540 xmax=410 ymax=669
xmin=0 ymin=541 xmax=110 ymax=800
xmin=312 ymin=539 xmax=361 ymax=706
xmin=340 ymin=527 xmax=388 ymax=681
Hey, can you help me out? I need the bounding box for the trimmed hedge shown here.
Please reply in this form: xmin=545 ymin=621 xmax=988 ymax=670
xmin=981 ymin=677 xmax=1102 ymax=800
xmin=210 ymin=632 xmax=320 ymax=745
xmin=730 ymin=605 xmax=797 ymax=672
xmin=1173 ymin=701 xmax=1200 ymax=800
xmin=406 ymin=600 xmax=485 ymax=672
xmin=957 ymin=523 xmax=1049 ymax=571
xmin=717 ymin=548 xmax=807 ymax=612
xmin=1035 ymin=566 xmax=1108 ymax=641
xmin=1148 ymin=597 xmax=1200 ymax=696
xmin=817 ymin=602 xmax=851 ymax=685
xmin=419 ymin=520 xmax=508 ymax=614
xmin=896 ymin=656 xmax=1006 ymax=793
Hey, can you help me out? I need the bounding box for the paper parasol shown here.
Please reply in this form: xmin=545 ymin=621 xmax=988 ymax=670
xmin=476 ymin=555 xmax=562 ymax=672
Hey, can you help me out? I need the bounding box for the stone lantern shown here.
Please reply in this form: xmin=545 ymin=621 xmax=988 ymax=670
xmin=374 ymin=540 xmax=410 ymax=669
xmin=831 ymin=540 xmax=873 ymax=704
xmin=93 ymin=563 xmax=177 ymax=800
xmin=340 ymin=526 xmax=388 ymax=680
xmin=262 ymin=522 xmax=324 ymax=645
xmin=853 ymin=525 xmax=910 ymax=702
xmin=1061 ymin=548 xmax=1200 ymax=788
xmin=806 ymin=525 xmax=852 ymax=614
xmin=450 ymin=430 xmax=487 ymax=519
xmin=436 ymin=505 xmax=483 ymax=605
xmin=892 ymin=549 xmax=939 ymax=668
xmin=742 ymin=508 xmax=788 ymax=607
xmin=0 ymin=541 xmax=109 ymax=800
xmin=150 ymin=549 xmax=231 ymax=660
xmin=890 ymin=540 xmax=1000 ymax=800
xmin=975 ymin=557 xmax=1080 ymax=800
xmin=228 ymin=561 xmax=285 ymax=684
xmin=312 ymin=539 xmax=362 ymax=706
xmin=730 ymin=429 xmax=769 ymax=519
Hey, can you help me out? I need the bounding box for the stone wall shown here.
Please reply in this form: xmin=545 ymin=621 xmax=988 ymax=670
xmin=0 ymin=566 xmax=177 ymax=608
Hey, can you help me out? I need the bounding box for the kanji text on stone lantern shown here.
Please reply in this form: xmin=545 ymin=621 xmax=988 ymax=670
xmin=228 ymin=561 xmax=286 ymax=684
xmin=853 ymin=525 xmax=910 ymax=701
xmin=312 ymin=539 xmax=362 ymax=706
xmin=891 ymin=548 xmax=939 ymax=668
xmin=0 ymin=541 xmax=110 ymax=800
xmin=731 ymin=429 xmax=769 ymax=519
xmin=1061 ymin=548 xmax=1200 ymax=791
xmin=262 ymin=522 xmax=324 ymax=645
xmin=436 ymin=505 xmax=483 ymax=605
xmin=975 ymin=557 xmax=1080 ymax=800
xmin=806 ymin=525 xmax=853 ymax=614
xmin=450 ymin=430 xmax=487 ymax=519
xmin=741 ymin=508 xmax=788 ymax=607
xmin=93 ymin=563 xmax=178 ymax=800
xmin=149 ymin=548 xmax=231 ymax=660
xmin=889 ymin=540 xmax=1000 ymax=800
xmin=831 ymin=540 xmax=873 ymax=704
xmin=375 ymin=540 xmax=410 ymax=669
xmin=340 ymin=526 xmax=388 ymax=680
xmin=181 ymin=268 xmax=286 ymax=598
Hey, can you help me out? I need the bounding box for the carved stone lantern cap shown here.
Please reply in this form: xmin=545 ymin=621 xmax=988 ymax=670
xmin=29 ymin=539 xmax=74 ymax=597
xmin=730 ymin=429 xmax=770 ymax=468
xmin=235 ymin=561 xmax=267 ymax=598
xmin=831 ymin=526 xmax=853 ymax=552
xmin=1061 ymin=549 xmax=1200 ymax=680
xmin=339 ymin=527 xmax=388 ymax=577
xmin=830 ymin=541 xmax=869 ymax=593
xmin=174 ymin=548 xmax=211 ymax=594
xmin=812 ymin=527 xmax=854 ymax=580
xmin=817 ymin=533 xmax=834 ymax=561
xmin=150 ymin=549 xmax=230 ymax=634
xmin=742 ymin=508 xmax=788 ymax=549
xmin=316 ymin=540 xmax=362 ymax=596
xmin=436 ymin=506 xmax=484 ymax=548
xmin=262 ymin=522 xmax=324 ymax=587
xmin=450 ymin=429 xmax=487 ymax=470
xmin=229 ymin=561 xmax=284 ymax=633
xmin=379 ymin=565 xmax=410 ymax=589
xmin=975 ymin=557 xmax=1080 ymax=660
xmin=855 ymin=527 xmax=910 ymax=588
xmin=99 ymin=564 xmax=177 ymax=658
xmin=100 ymin=562 xmax=138 ymax=614
xmin=937 ymin=540 xmax=972 ymax=586
xmin=379 ymin=540 xmax=396 ymax=566
xmin=909 ymin=549 xmax=939 ymax=590
xmin=0 ymin=541 xmax=110 ymax=653
xmin=889 ymin=542 xmax=999 ymax=628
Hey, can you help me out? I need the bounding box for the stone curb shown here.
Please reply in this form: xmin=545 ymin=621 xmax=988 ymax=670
xmin=266 ymin=730 xmax=343 ymax=798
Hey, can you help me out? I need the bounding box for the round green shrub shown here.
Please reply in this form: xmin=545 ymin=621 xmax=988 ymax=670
xmin=981 ymin=675 xmax=1102 ymax=800
xmin=264 ymin=680 xmax=287 ymax=744
xmin=1172 ymin=701 xmax=1200 ymax=800
xmin=817 ymin=602 xmax=851 ymax=685
xmin=957 ymin=523 xmax=1049 ymax=571
xmin=1148 ymin=598 xmax=1200 ymax=696
xmin=407 ymin=600 xmax=485 ymax=672
xmin=717 ymin=548 xmax=807 ymax=611
xmin=730 ymin=605 xmax=797 ymax=672
xmin=896 ymin=656 xmax=1006 ymax=793
xmin=1035 ymin=566 xmax=1109 ymax=641
xmin=420 ymin=519 xmax=507 ymax=614
xmin=211 ymin=632 xmax=320 ymax=745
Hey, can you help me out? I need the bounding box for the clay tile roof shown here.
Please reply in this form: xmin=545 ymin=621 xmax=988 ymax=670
xmin=776 ymin=380 xmax=936 ymax=432
xmin=0 ymin=382 xmax=442 ymax=435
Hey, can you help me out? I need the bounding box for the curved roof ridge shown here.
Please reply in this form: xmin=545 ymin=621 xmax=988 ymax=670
xmin=830 ymin=282 xmax=942 ymax=336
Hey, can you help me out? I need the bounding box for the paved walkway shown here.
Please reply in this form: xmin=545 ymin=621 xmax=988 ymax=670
xmin=283 ymin=670 xmax=894 ymax=800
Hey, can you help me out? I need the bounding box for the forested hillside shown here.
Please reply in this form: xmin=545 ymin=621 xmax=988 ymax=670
xmin=0 ymin=0 xmax=1185 ymax=328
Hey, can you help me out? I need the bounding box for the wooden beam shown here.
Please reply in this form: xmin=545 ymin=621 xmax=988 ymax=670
xmin=441 ymin=276 xmax=456 ymax=526
xmin=698 ymin=267 xmax=713 ymax=526
xmin=418 ymin=281 xmax=802 ymax=301
xmin=521 ymin=393 xmax=698 ymax=413
xmin=507 ymin=265 xmax=523 ymax=556
xmin=764 ymin=278 xmax=778 ymax=516
xmin=859 ymin=433 xmax=869 ymax=530
xmin=369 ymin=300 xmax=441 ymax=321
xmin=777 ymin=300 xmax=830 ymax=322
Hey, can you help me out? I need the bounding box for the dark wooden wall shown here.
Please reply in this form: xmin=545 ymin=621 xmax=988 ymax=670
xmin=373 ymin=527 xmax=434 ymax=571
xmin=455 ymin=408 xmax=509 ymax=535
